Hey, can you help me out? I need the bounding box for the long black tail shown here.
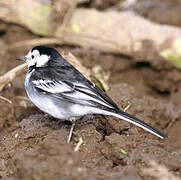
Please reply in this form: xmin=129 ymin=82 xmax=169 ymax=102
xmin=108 ymin=110 xmax=168 ymax=139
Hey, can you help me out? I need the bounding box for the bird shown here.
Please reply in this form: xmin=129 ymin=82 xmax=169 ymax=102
xmin=17 ymin=46 xmax=168 ymax=143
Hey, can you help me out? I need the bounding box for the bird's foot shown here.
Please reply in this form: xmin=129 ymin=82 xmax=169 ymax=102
xmin=67 ymin=118 xmax=76 ymax=143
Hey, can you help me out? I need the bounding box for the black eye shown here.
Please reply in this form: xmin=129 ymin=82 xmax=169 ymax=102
xmin=31 ymin=55 xmax=34 ymax=59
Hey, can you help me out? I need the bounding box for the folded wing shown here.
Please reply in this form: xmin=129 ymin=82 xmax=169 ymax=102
xmin=33 ymin=79 xmax=116 ymax=110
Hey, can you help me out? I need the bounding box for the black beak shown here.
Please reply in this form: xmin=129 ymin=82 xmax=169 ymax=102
xmin=16 ymin=56 xmax=26 ymax=61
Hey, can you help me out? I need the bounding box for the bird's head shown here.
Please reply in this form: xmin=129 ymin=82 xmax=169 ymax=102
xmin=17 ymin=46 xmax=60 ymax=68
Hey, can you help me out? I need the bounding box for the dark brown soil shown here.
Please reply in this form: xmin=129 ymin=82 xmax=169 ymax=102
xmin=0 ymin=23 xmax=181 ymax=180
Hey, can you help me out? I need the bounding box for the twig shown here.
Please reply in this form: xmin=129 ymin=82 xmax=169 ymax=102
xmin=0 ymin=63 xmax=26 ymax=92
xmin=74 ymin=137 xmax=83 ymax=152
xmin=16 ymin=96 xmax=29 ymax=100
xmin=0 ymin=95 xmax=12 ymax=104
xmin=123 ymin=101 xmax=131 ymax=112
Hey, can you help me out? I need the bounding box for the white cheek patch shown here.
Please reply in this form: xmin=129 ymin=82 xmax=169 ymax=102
xmin=27 ymin=58 xmax=36 ymax=67
xmin=36 ymin=55 xmax=50 ymax=67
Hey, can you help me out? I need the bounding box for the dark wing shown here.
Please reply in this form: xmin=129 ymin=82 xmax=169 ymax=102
xmin=32 ymin=79 xmax=74 ymax=93
xmin=30 ymin=60 xmax=120 ymax=111
xmin=32 ymin=77 xmax=118 ymax=111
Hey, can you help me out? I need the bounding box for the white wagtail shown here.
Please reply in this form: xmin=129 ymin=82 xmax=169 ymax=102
xmin=17 ymin=46 xmax=168 ymax=142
